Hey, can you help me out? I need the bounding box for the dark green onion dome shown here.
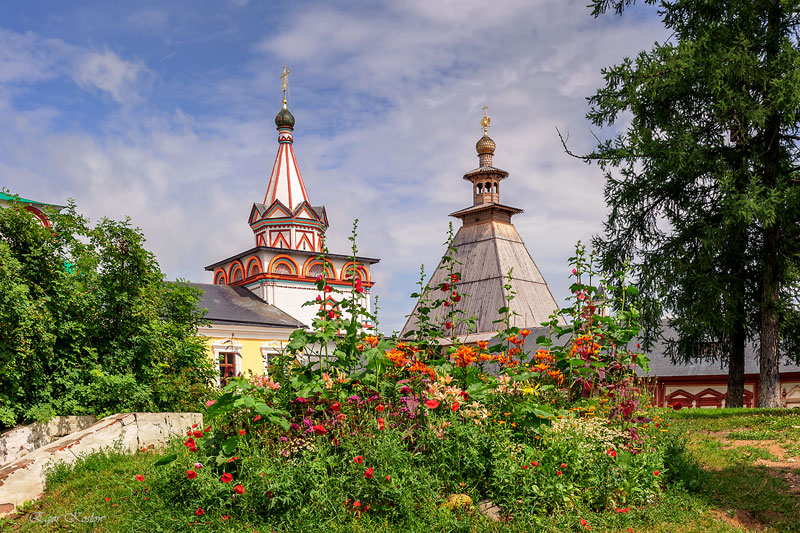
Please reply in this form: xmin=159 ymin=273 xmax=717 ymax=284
xmin=275 ymin=105 xmax=295 ymax=129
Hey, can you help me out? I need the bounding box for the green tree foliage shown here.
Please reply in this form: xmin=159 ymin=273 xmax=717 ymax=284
xmin=0 ymin=197 xmax=215 ymax=428
xmin=574 ymin=1 xmax=800 ymax=407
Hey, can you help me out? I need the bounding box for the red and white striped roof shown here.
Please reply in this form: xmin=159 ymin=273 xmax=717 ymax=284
xmin=263 ymin=127 xmax=310 ymax=212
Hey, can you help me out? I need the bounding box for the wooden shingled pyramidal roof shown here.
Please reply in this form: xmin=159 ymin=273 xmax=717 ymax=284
xmin=402 ymin=107 xmax=562 ymax=339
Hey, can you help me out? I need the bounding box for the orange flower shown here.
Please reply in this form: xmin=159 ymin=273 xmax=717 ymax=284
xmin=363 ymin=335 xmax=379 ymax=347
xmin=451 ymin=345 xmax=477 ymax=368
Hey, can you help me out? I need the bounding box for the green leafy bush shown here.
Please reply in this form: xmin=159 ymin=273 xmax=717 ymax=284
xmin=0 ymin=194 xmax=215 ymax=429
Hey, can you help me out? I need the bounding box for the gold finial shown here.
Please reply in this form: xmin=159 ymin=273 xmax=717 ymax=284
xmin=480 ymin=105 xmax=490 ymax=135
xmin=280 ymin=65 xmax=290 ymax=108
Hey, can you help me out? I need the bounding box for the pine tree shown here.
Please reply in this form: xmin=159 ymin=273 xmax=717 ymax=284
xmin=576 ymin=0 xmax=800 ymax=407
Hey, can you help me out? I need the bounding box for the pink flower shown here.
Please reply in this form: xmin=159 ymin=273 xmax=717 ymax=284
xmin=571 ymin=268 xmax=577 ymax=275
xmin=205 ymin=400 xmax=216 ymax=407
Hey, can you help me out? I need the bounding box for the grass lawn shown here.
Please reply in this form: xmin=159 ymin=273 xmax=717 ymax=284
xmin=3 ymin=408 xmax=798 ymax=532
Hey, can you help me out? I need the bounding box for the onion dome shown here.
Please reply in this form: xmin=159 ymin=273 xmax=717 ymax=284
xmin=476 ymin=134 xmax=496 ymax=155
xmin=275 ymin=105 xmax=295 ymax=129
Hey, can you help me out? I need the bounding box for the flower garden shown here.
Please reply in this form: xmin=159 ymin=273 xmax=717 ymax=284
xmin=9 ymin=242 xmax=720 ymax=532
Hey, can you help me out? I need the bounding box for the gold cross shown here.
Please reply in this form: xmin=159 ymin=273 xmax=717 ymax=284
xmin=280 ymin=65 xmax=290 ymax=105
xmin=480 ymin=105 xmax=491 ymax=135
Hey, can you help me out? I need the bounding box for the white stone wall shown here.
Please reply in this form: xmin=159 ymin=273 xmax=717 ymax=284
xmin=0 ymin=412 xmax=201 ymax=518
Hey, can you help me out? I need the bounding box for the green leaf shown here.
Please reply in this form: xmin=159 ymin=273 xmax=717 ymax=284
xmin=154 ymin=453 xmax=177 ymax=466
xmin=221 ymin=436 xmax=239 ymax=455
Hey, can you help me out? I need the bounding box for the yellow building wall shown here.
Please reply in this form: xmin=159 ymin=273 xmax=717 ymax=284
xmin=203 ymin=336 xmax=272 ymax=377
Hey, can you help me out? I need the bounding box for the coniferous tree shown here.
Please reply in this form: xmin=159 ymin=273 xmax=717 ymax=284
xmin=574 ymin=0 xmax=800 ymax=407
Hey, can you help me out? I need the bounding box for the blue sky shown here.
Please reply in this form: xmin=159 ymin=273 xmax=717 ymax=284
xmin=0 ymin=1 xmax=667 ymax=333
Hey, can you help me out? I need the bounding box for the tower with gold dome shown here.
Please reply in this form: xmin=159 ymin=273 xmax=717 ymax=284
xmin=402 ymin=108 xmax=560 ymax=339
xmin=205 ymin=66 xmax=379 ymax=329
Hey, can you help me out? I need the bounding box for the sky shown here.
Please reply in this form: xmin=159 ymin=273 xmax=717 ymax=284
xmin=0 ymin=0 xmax=668 ymax=333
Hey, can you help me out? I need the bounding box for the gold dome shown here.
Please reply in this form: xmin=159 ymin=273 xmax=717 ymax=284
xmin=476 ymin=135 xmax=496 ymax=156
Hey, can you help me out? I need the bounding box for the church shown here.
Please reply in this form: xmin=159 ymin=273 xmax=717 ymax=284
xmin=195 ymin=68 xmax=379 ymax=384
xmin=402 ymin=109 xmax=561 ymax=341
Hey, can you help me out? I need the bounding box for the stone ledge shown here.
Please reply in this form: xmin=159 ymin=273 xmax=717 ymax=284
xmin=0 ymin=416 xmax=97 ymax=467
xmin=0 ymin=412 xmax=201 ymax=518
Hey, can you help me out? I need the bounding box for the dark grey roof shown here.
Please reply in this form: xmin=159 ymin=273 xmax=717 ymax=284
xmin=634 ymin=328 xmax=800 ymax=378
xmin=464 ymin=326 xmax=800 ymax=378
xmin=204 ymin=246 xmax=380 ymax=271
xmin=189 ymin=282 xmax=305 ymax=329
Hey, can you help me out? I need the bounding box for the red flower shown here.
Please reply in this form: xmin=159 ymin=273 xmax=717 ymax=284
xmin=193 ymin=431 xmax=203 ymax=438
xmin=560 ymin=463 xmax=567 ymax=468
xmin=195 ymin=508 xmax=204 ymax=516
xmin=672 ymin=402 xmax=683 ymax=411
xmin=460 ymin=391 xmax=469 ymax=400
xmin=239 ymin=429 xmax=246 ymax=436
xmin=135 ymin=475 xmax=144 ymax=482
xmin=353 ymin=500 xmax=361 ymax=508
xmin=104 ymin=497 xmax=110 ymax=502
xmin=189 ymin=445 xmax=198 ymax=452
xmin=521 ymin=465 xmax=528 ymax=469
xmin=444 ymin=301 xmax=451 ymax=307
xmin=234 ymin=484 xmax=245 ymax=495
xmin=328 ymin=310 xmax=336 ymax=319
xmin=445 ymin=322 xmax=452 ymax=329
xmin=451 ymin=402 xmax=460 ymax=413
xmin=316 ymin=275 xmax=323 ymax=282
xmin=316 ymin=295 xmax=322 ymax=302
xmin=425 ymin=399 xmax=440 ymax=409
xmin=654 ymin=470 xmax=660 ymax=476
xmin=186 ymin=470 xmax=197 ymax=480
xmin=531 ymin=461 xmax=538 ymax=467
xmin=324 ymin=285 xmax=333 ymax=293
xmin=313 ymin=424 xmax=327 ymax=435
xmin=375 ymin=404 xmax=385 ymax=412
xmin=221 ymin=473 xmax=233 ymax=483
xmin=556 ymin=471 xmax=562 ymax=476
xmin=204 ymin=426 xmax=211 ymax=433
xmin=441 ymin=283 xmax=450 ymax=291
xmin=331 ymin=402 xmax=341 ymax=412
xmin=450 ymin=274 xmax=460 ymax=283
xmin=451 ymin=292 xmax=460 ymax=302
xmin=253 ymin=415 xmax=262 ymax=422
xmin=385 ymin=475 xmax=391 ymax=481
xmin=353 ymin=456 xmax=364 ymax=464
xmin=377 ymin=418 xmax=385 ymax=430
xmin=607 ymin=449 xmax=617 ymax=458
xmin=580 ymin=518 xmax=589 ymax=529
xmin=184 ymin=437 xmax=195 ymax=448
xmin=364 ymin=467 xmax=374 ymax=479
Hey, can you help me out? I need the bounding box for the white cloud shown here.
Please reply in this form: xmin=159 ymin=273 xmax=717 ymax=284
xmin=73 ymin=50 xmax=151 ymax=104
xmin=0 ymin=3 xmax=668 ymax=332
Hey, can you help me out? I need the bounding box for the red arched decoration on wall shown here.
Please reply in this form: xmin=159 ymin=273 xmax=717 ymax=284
xmin=267 ymin=254 xmax=299 ymax=275
xmin=228 ymin=260 xmax=245 ymax=283
xmin=245 ymin=256 xmax=263 ymax=278
xmin=214 ymin=269 xmax=228 ymax=285
xmin=25 ymin=206 xmax=51 ymax=228
xmin=341 ymin=262 xmax=370 ymax=282
xmin=302 ymin=256 xmax=336 ymax=279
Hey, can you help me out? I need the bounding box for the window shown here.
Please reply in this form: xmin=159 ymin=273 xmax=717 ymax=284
xmin=218 ymin=352 xmax=237 ymax=386
xmin=212 ymin=339 xmax=242 ymax=387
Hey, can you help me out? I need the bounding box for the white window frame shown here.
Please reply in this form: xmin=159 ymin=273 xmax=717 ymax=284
xmin=213 ymin=339 xmax=243 ymax=387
